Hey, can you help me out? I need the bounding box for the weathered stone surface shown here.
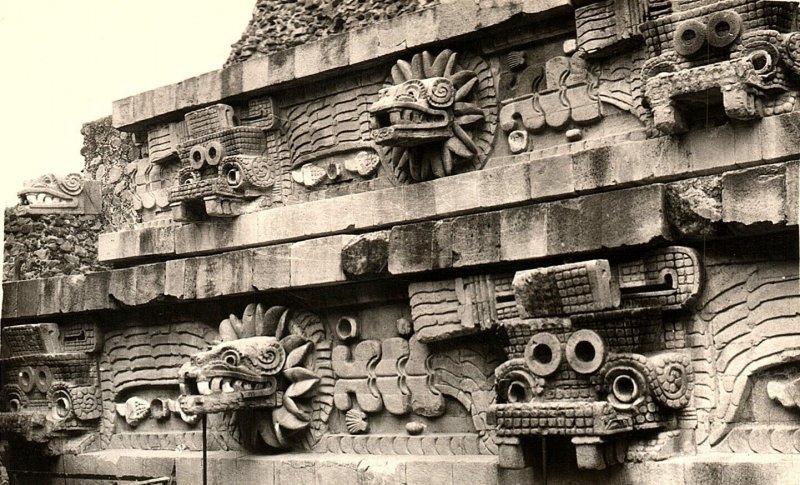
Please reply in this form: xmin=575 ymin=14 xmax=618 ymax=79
xmin=290 ymin=235 xmax=355 ymax=287
xmin=9 ymin=165 xmax=799 ymax=320
xmin=252 ymin=244 xmax=292 ymax=291
xmin=449 ymin=212 xmax=502 ymax=268
xmin=722 ymin=165 xmax=788 ymax=227
xmin=6 ymin=2 xmax=800 ymax=483
xmin=666 ymin=177 xmax=723 ymax=239
xmin=406 ymin=460 xmax=454 ymax=485
xmin=108 ymin=263 xmax=166 ymax=306
xmin=388 ymin=222 xmax=436 ymax=275
xmin=341 ymin=231 xmax=390 ymax=279
xmin=4 ymin=210 xmax=108 ymax=281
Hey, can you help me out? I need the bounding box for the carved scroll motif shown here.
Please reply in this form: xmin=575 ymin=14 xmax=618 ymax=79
xmin=332 ymin=336 xmax=446 ymax=417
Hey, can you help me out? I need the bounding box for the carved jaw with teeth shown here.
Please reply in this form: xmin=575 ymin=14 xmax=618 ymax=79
xmin=178 ymin=337 xmax=286 ymax=414
xmin=178 ymin=304 xmax=333 ymax=450
xmin=370 ymin=93 xmax=454 ymax=146
xmin=17 ymin=173 xmax=85 ymax=214
xmin=19 ymin=191 xmax=76 ymax=208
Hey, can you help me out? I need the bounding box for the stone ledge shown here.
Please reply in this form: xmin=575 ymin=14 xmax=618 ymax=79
xmin=98 ymin=113 xmax=800 ymax=264
xmin=6 ymin=166 xmax=798 ymax=320
xmin=111 ymin=0 xmax=572 ymax=130
xmin=30 ymin=450 xmax=800 ymax=485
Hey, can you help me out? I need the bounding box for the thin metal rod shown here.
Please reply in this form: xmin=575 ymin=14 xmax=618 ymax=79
xmin=202 ymin=414 xmax=208 ymax=485
xmin=541 ymin=436 xmax=547 ymax=485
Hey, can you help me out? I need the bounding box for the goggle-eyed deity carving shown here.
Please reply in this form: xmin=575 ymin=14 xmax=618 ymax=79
xmin=178 ymin=304 xmax=334 ymax=450
xmin=168 ymin=102 xmax=281 ymax=220
xmin=16 ymin=173 xmax=101 ymax=216
xmin=370 ymin=49 xmax=497 ymax=182
xmin=485 ymin=247 xmax=701 ymax=469
xmin=0 ymin=323 xmax=102 ymax=454
xmin=641 ymin=0 xmax=800 ymax=134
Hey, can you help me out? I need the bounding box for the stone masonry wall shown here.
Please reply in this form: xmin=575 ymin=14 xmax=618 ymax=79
xmin=3 ymin=210 xmax=107 ymax=281
xmin=80 ymin=117 xmax=139 ymax=230
xmin=225 ymin=0 xmax=439 ymax=66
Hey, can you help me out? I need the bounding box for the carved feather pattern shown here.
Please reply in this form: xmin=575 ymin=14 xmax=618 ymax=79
xmin=427 ymin=343 xmax=504 ymax=454
xmin=690 ymin=262 xmax=800 ymax=447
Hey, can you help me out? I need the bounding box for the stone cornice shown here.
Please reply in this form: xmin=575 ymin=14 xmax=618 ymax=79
xmin=97 ymin=112 xmax=800 ymax=264
xmin=4 ymin=161 xmax=797 ymax=321
xmin=111 ymin=0 xmax=572 ymax=130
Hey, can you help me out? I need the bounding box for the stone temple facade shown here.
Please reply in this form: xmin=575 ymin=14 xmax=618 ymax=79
xmin=1 ymin=1 xmax=800 ymax=483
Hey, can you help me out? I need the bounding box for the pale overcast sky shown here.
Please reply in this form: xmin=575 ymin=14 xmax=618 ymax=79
xmin=0 ymin=0 xmax=254 ymax=207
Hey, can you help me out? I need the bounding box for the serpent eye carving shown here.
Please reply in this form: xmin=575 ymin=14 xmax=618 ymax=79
xmin=222 ymin=349 xmax=240 ymax=367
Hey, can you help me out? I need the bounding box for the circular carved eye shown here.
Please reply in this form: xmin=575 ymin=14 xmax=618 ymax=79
xmin=602 ymin=364 xmax=649 ymax=410
xmin=189 ymin=146 xmax=208 ymax=170
xmin=205 ymin=141 xmax=225 ymax=166
xmin=706 ymin=10 xmax=742 ymax=48
xmin=612 ymin=374 xmax=639 ymax=403
xmin=35 ymin=367 xmax=53 ymax=393
xmin=748 ymin=50 xmax=774 ymax=74
xmin=674 ymin=19 xmax=707 ymax=56
xmin=222 ymin=350 xmax=239 ymax=367
xmin=428 ymin=78 xmax=455 ymax=108
xmin=18 ymin=367 xmax=34 ymax=393
xmin=180 ymin=171 xmax=199 ymax=185
xmin=225 ymin=166 xmax=243 ymax=188
xmin=52 ymin=390 xmax=72 ymax=419
xmin=565 ymin=330 xmax=605 ymax=375
xmin=499 ymin=370 xmax=543 ymax=404
xmin=8 ymin=397 xmax=21 ymax=413
xmin=524 ymin=332 xmax=562 ymax=377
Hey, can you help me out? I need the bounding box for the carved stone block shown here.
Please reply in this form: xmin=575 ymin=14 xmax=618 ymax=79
xmin=513 ymin=260 xmax=621 ymax=318
xmin=16 ymin=174 xmax=101 ymax=216
xmin=641 ymin=0 xmax=800 ymax=134
xmin=0 ymin=323 xmax=102 ymax=454
xmin=490 ymin=246 xmax=702 ymax=469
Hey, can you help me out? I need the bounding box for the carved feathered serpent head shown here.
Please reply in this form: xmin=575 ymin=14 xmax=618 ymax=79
xmin=179 ymin=304 xmax=331 ymax=450
xmin=370 ymin=49 xmax=493 ymax=181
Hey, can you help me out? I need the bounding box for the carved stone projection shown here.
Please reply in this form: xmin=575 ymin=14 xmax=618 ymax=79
xmin=768 ymin=376 xmax=800 ymax=410
xmin=15 ymin=173 xmax=101 ymax=216
xmin=178 ymin=304 xmax=334 ymax=450
xmin=574 ymin=0 xmax=647 ymax=58
xmin=499 ymin=52 xmax=605 ymax=150
xmin=458 ymin=246 xmax=702 ymax=470
xmin=641 ymin=0 xmax=800 ymax=134
xmin=130 ymin=157 xmax=180 ymax=221
xmin=0 ymin=323 xmax=102 ymax=455
xmin=168 ymin=102 xmax=282 ymax=220
xmin=370 ymin=49 xmax=497 ymax=182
